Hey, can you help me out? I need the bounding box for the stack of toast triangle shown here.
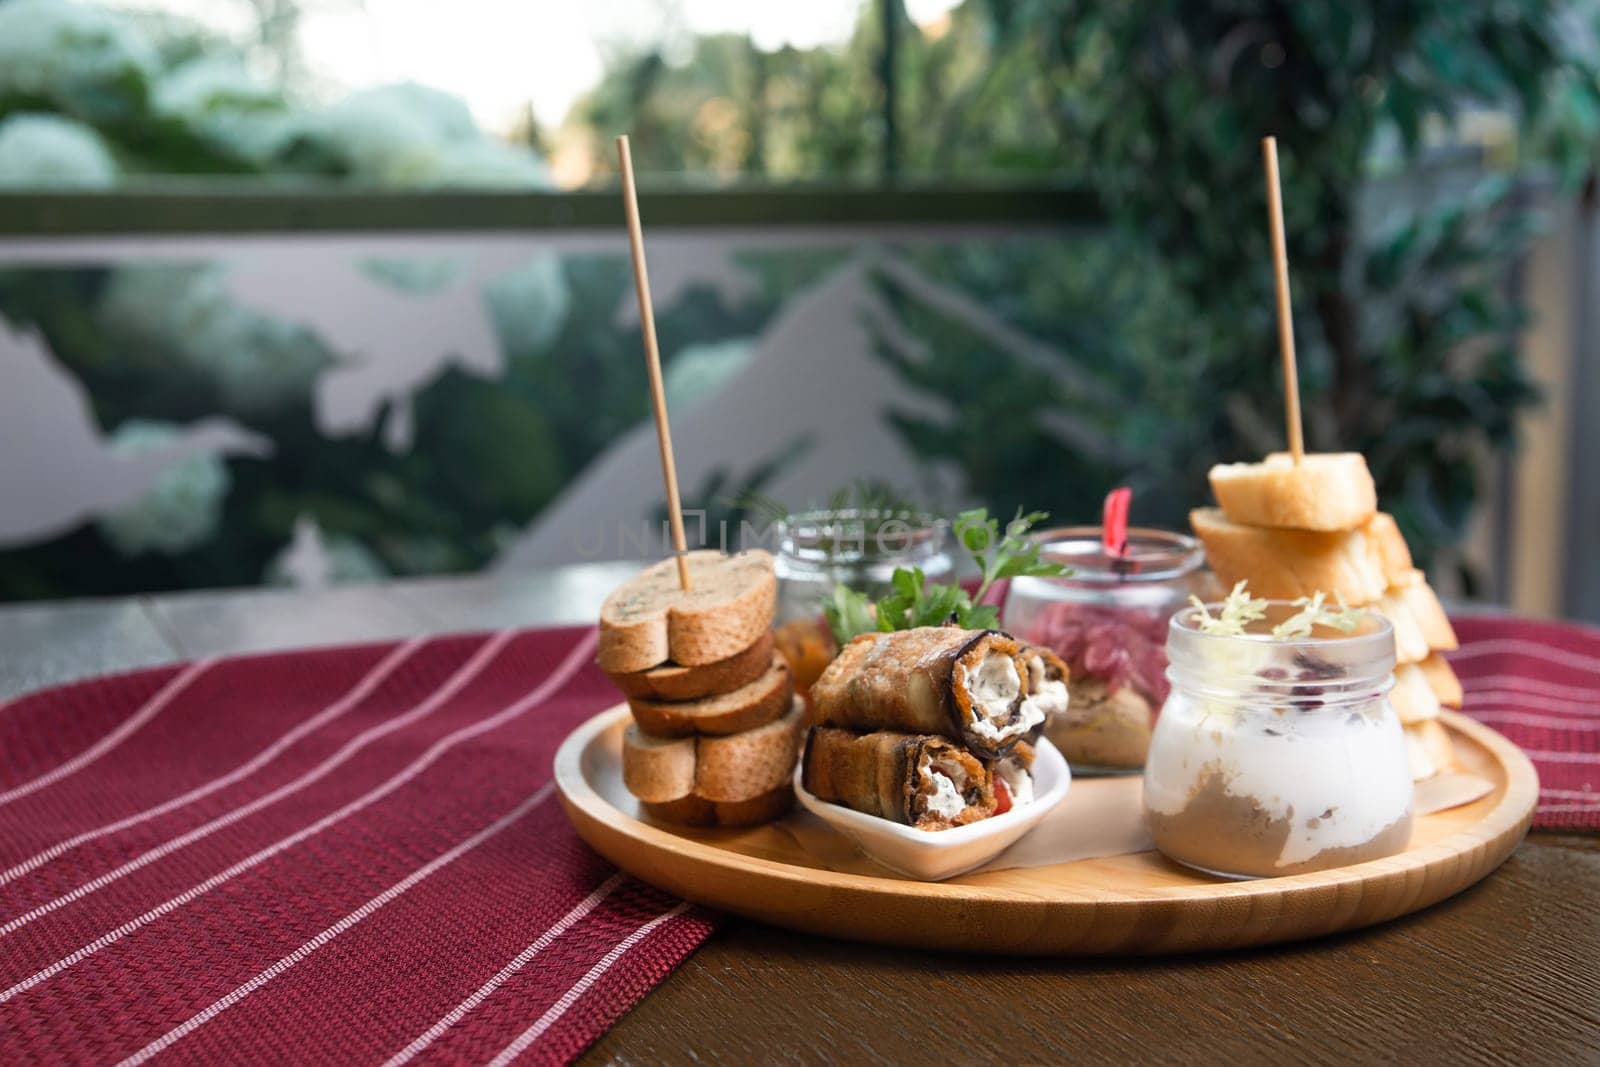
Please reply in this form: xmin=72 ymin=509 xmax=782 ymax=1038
xmin=600 ymin=549 xmax=803 ymax=827
xmin=1193 ymin=452 xmax=1462 ymax=780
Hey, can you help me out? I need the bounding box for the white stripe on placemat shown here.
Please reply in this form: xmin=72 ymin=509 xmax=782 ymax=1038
xmin=380 ymin=873 xmax=627 ymax=1067
xmin=1518 ymin=749 xmax=1600 ymax=764
xmin=112 ymin=784 xmax=561 ymax=1067
xmin=1450 ymin=639 xmax=1600 ymax=675
xmin=0 ymin=638 xmax=426 ymax=888
xmin=1465 ymin=691 xmax=1599 ymax=717
xmin=1537 ymin=802 xmax=1600 ymax=814
xmin=1462 ymin=675 xmax=1600 ymax=703
xmin=485 ymin=902 xmax=691 ymax=1067
xmin=0 ymin=631 xmax=514 ymax=936
xmin=0 ymin=629 xmax=595 ymax=1004
xmin=0 ymin=659 xmax=215 ymax=810
xmin=1468 ymin=710 xmax=1600 ymax=731
xmin=1541 ymin=789 xmax=1599 ymax=800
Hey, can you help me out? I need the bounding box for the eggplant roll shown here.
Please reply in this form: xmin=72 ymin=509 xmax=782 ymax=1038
xmin=802 ymin=727 xmax=995 ymax=830
xmin=987 ymin=741 xmax=1037 ymax=810
xmin=809 ymin=627 xmax=1041 ymax=758
xmin=1017 ymin=644 xmax=1071 ymax=743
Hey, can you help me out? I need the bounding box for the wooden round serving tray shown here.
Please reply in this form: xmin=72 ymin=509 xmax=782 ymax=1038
xmin=555 ymin=705 xmax=1537 ymax=955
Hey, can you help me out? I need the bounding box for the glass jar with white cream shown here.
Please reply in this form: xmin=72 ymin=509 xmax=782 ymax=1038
xmin=1143 ymin=603 xmax=1413 ymax=879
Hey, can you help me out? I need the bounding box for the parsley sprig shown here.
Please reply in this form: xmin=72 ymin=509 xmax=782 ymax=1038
xmin=822 ymin=508 xmax=1069 ymax=645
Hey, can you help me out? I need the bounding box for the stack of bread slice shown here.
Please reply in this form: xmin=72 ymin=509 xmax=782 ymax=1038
xmin=601 ymin=550 xmax=804 ymax=827
xmin=1191 ymin=452 xmax=1463 ymax=780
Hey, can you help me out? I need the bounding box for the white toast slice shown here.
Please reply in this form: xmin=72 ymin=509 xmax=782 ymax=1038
xmin=1363 ymin=513 xmax=1415 ymax=583
xmin=1404 ymin=719 xmax=1456 ymax=781
xmin=1417 ymin=653 xmax=1464 ymax=708
xmin=1208 ymin=452 xmax=1377 ymax=531
xmin=1374 ymin=587 xmax=1430 ymax=666
xmin=1390 ymin=662 xmax=1442 ymax=725
xmin=1391 ymin=570 xmax=1459 ymax=651
xmin=1190 ymin=507 xmax=1388 ymax=604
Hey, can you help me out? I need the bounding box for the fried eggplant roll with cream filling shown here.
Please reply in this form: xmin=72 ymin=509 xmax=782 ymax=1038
xmin=1017 ymin=644 xmax=1071 ymax=743
xmin=809 ymin=627 xmax=1039 ymax=758
xmin=987 ymin=741 xmax=1036 ymax=813
xmin=802 ymin=727 xmax=996 ymax=830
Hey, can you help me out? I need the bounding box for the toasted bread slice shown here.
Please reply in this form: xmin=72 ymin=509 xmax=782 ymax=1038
xmin=1364 ymin=513 xmax=1415 ymax=583
xmin=1373 ymin=587 xmax=1430 ymax=666
xmin=640 ymin=782 xmax=795 ymax=828
xmin=694 ymin=698 xmax=805 ymax=803
xmin=1208 ymin=453 xmax=1377 ymax=531
xmin=1404 ymin=719 xmax=1456 ymax=781
xmin=1391 ymin=570 xmax=1458 ymax=651
xmin=1390 ymin=662 xmax=1442 ymax=724
xmin=608 ymin=630 xmax=775 ymax=702
xmin=621 ymin=725 xmax=697 ymax=803
xmin=1190 ymin=507 xmax=1387 ymax=603
xmin=1417 ymin=653 xmax=1463 ymax=708
xmin=627 ymin=660 xmax=792 ymax=738
xmin=598 ymin=550 xmax=776 ymax=673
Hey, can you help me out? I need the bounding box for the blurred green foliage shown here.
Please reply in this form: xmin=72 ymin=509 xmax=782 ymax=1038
xmin=572 ymin=1 xmax=1598 ymax=584
xmin=567 ymin=1 xmax=1079 ymax=183
xmin=0 ymin=0 xmax=1596 ymax=599
xmin=0 ymin=0 xmax=549 ymax=184
xmin=0 ymin=244 xmax=795 ymax=598
xmin=976 ymin=0 xmax=1597 ymax=584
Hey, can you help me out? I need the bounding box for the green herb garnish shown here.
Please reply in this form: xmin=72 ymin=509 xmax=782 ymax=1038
xmin=822 ymin=508 xmax=1069 ymax=645
xmin=1270 ymin=591 xmax=1365 ymax=640
xmin=1188 ymin=581 xmax=1364 ymax=639
xmin=824 ymin=581 xmax=878 ymax=642
xmin=1188 ymin=581 xmax=1269 ymax=636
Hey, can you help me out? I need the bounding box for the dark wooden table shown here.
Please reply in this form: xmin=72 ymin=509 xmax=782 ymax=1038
xmin=4 ymin=573 xmax=1596 ymax=1065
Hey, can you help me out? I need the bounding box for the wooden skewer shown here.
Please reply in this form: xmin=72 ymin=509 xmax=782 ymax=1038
xmin=617 ymin=134 xmax=692 ymax=591
xmin=1261 ymin=136 xmax=1304 ymax=465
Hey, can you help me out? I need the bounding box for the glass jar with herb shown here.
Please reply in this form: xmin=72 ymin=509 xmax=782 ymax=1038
xmin=771 ymin=508 xmax=952 ymax=698
xmin=780 ymin=508 xmax=1071 ymax=703
xmin=773 ymin=509 xmax=953 ymax=624
xmin=1143 ymin=591 xmax=1413 ymax=879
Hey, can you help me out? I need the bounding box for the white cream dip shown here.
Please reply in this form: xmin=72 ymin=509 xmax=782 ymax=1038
xmin=961 ymin=653 xmax=1043 ymax=743
xmin=922 ymin=759 xmax=968 ymax=820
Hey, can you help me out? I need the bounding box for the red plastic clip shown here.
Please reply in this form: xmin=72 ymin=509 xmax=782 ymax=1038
xmin=1102 ymin=486 xmax=1132 ymax=558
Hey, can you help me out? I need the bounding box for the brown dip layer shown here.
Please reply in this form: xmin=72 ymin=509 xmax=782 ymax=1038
xmin=1044 ymin=678 xmax=1154 ymax=770
xmin=1147 ymin=763 xmax=1413 ymax=878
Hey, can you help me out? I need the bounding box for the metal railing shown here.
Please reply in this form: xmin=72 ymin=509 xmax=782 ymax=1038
xmin=0 ymin=184 xmax=1100 ymax=236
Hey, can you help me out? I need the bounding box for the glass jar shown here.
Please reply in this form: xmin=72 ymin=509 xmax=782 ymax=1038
xmin=1143 ymin=603 xmax=1413 ymax=879
xmin=1001 ymin=527 xmax=1209 ymax=775
xmin=771 ymin=509 xmax=953 ymax=699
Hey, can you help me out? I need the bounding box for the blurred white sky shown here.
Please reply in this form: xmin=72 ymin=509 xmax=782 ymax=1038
xmin=110 ymin=0 xmax=962 ymax=134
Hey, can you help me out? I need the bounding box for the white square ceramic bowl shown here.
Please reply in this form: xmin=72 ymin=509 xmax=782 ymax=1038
xmin=793 ymin=736 xmax=1071 ymax=881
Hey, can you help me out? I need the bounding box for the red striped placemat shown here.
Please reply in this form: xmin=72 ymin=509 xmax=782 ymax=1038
xmin=0 ymin=626 xmax=711 ymax=1065
xmin=1450 ymin=615 xmax=1600 ymax=831
xmin=0 ymin=613 xmax=1593 ymax=1063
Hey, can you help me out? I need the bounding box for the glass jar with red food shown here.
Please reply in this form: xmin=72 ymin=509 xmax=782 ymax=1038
xmin=1001 ymin=527 xmax=1211 ymax=774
